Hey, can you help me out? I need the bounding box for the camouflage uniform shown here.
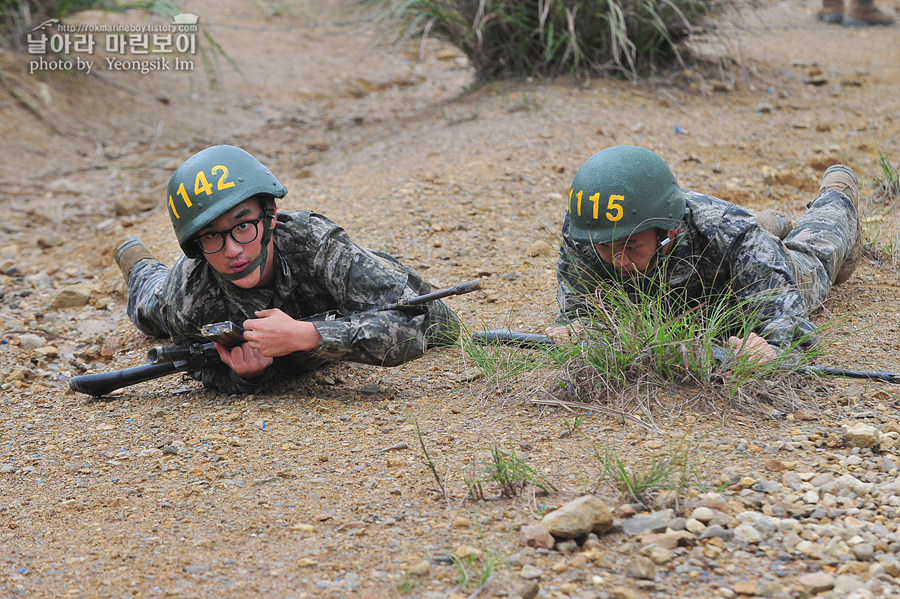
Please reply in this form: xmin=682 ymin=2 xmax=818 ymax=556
xmin=127 ymin=210 xmax=459 ymax=393
xmin=554 ymin=188 xmax=858 ymax=350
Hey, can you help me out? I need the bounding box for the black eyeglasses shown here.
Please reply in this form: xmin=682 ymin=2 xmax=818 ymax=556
xmin=196 ymin=211 xmax=265 ymax=254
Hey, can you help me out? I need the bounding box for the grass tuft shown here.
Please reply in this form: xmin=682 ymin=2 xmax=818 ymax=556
xmin=368 ymin=0 xmax=730 ymax=81
xmin=465 ymin=445 xmax=556 ymax=500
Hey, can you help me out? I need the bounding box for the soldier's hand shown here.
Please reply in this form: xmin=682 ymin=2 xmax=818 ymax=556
xmin=243 ymin=308 xmax=322 ymax=356
xmin=215 ymin=342 xmax=273 ymax=378
xmin=727 ymin=333 xmax=777 ymax=364
xmin=545 ymin=321 xmax=584 ymax=344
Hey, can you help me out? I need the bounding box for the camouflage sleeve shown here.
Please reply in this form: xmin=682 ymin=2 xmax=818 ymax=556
xmin=305 ymin=222 xmax=460 ymax=365
xmin=724 ymin=225 xmax=817 ymax=349
xmin=554 ymin=213 xmax=606 ymax=326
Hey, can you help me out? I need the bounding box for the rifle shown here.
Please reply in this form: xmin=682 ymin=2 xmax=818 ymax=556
xmin=69 ymin=279 xmax=483 ymax=397
xmin=472 ymin=329 xmax=900 ymax=384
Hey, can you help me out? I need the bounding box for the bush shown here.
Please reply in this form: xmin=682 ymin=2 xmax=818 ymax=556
xmin=374 ymin=0 xmax=729 ymax=81
xmin=0 ymin=1 xmax=108 ymax=47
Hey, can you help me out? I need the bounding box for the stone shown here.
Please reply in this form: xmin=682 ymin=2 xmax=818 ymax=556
xmin=51 ymin=286 xmax=92 ymax=309
xmin=520 ymin=523 xmax=554 ymax=549
xmin=733 ymin=580 xmax=758 ymax=595
xmin=733 ymin=524 xmax=763 ymax=544
xmin=845 ymin=423 xmax=880 ymax=449
xmin=527 ymin=240 xmax=554 ymax=257
xmin=625 ymin=556 xmax=656 ymax=580
xmin=798 ymin=572 xmax=835 ymax=594
xmin=690 ymin=507 xmax=714 ymax=522
xmin=518 ymin=580 xmax=539 ymax=599
xmin=408 ymin=560 xmax=431 ymax=577
xmin=17 ymin=334 xmax=45 ymax=351
xmin=540 ymin=495 xmax=613 ymax=539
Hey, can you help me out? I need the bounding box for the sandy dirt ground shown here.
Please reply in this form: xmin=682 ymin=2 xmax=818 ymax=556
xmin=2 ymin=0 xmax=900 ymax=597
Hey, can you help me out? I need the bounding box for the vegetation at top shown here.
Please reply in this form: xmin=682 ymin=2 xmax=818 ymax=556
xmin=370 ymin=0 xmax=731 ymax=81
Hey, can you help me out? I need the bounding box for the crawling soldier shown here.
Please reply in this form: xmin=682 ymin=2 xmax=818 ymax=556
xmin=115 ymin=145 xmax=458 ymax=393
xmin=546 ymin=145 xmax=861 ymax=362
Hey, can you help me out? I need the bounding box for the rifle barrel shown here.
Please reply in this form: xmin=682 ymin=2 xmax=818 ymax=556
xmin=361 ymin=279 xmax=483 ymax=314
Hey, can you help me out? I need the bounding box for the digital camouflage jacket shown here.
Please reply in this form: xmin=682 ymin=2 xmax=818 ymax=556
xmin=127 ymin=210 xmax=458 ymax=393
xmin=554 ymin=190 xmax=856 ymax=350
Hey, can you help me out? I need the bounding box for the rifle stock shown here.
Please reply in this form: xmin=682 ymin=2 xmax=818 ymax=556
xmin=68 ymin=360 xmax=190 ymax=397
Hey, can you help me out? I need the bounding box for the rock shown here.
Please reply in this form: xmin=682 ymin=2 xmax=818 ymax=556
xmin=518 ymin=580 xmax=539 ymax=599
xmin=454 ymin=545 xmax=482 ymax=561
xmin=408 ymin=560 xmax=431 ymax=577
xmin=733 ymin=580 xmax=758 ymax=595
xmin=527 ymin=240 xmax=554 ymax=257
xmin=622 ymin=513 xmax=670 ymax=536
xmin=845 ymin=423 xmax=880 ymax=448
xmin=51 ymin=286 xmax=92 ymax=309
xmin=644 ymin=545 xmax=672 ymax=565
xmin=732 ymin=524 xmax=762 ymax=544
xmin=700 ymin=525 xmax=731 ymax=540
xmin=520 ymin=523 xmax=554 ymax=549
xmin=820 ymin=474 xmax=873 ymax=496
xmin=610 ymin=587 xmax=639 ymax=599
xmin=540 ymin=495 xmax=613 ymax=539
xmin=850 ymin=542 xmax=875 ymax=561
xmin=625 ymin=556 xmax=656 ymax=580
xmin=640 ymin=530 xmax=696 ymax=549
xmin=17 ymin=334 xmax=45 ymax=351
xmin=519 ymin=565 xmax=542 ymax=580
xmin=690 ymin=506 xmax=714 ymax=522
xmin=798 ymin=572 xmax=834 ymax=594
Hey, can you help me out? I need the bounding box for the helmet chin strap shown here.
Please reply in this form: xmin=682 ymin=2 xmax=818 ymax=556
xmin=217 ymin=197 xmax=276 ymax=284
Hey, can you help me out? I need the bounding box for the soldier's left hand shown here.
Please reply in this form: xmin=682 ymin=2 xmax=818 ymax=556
xmin=727 ymin=332 xmax=777 ymax=364
xmin=244 ymin=308 xmax=323 ymax=356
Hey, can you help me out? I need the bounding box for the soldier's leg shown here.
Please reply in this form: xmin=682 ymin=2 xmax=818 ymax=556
xmin=781 ymin=165 xmax=860 ymax=309
xmin=114 ymin=236 xmax=171 ymax=337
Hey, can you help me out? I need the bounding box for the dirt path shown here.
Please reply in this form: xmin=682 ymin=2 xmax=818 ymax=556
xmin=2 ymin=0 xmax=900 ymax=597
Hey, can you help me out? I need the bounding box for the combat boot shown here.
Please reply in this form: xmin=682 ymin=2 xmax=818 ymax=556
xmin=751 ymin=210 xmax=796 ymax=239
xmin=818 ymin=165 xmax=861 ymax=285
xmin=844 ymin=0 xmax=895 ymax=26
xmin=115 ymin=235 xmax=156 ymax=282
xmin=817 ymin=0 xmax=845 ymax=23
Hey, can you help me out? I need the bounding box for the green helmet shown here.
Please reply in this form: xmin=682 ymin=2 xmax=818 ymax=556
xmin=167 ymin=145 xmax=287 ymax=259
xmin=567 ymin=146 xmax=685 ymax=245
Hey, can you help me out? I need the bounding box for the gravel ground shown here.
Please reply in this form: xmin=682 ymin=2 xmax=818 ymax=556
xmin=2 ymin=0 xmax=900 ymax=597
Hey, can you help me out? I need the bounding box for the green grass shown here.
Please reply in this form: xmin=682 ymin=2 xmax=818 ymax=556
xmin=451 ymin=551 xmax=502 ymax=590
xmin=555 ymin=271 xmax=816 ymax=409
xmin=462 ymin=258 xmax=818 ymax=415
xmin=464 ymin=445 xmax=556 ymax=500
xmin=595 ymin=438 xmax=704 ymax=505
xmin=368 ymin=0 xmax=730 ymax=81
xmin=862 ymin=148 xmax=900 ymax=268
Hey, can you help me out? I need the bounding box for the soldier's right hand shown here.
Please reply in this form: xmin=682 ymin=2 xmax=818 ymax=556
xmin=545 ymin=321 xmax=585 ymax=344
xmin=215 ymin=342 xmax=273 ymax=379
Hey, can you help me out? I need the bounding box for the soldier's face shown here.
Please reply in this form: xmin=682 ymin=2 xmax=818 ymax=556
xmin=594 ymin=228 xmax=673 ymax=273
xmin=197 ymin=198 xmax=277 ymax=289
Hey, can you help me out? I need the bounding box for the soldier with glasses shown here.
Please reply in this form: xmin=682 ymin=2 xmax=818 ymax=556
xmin=115 ymin=145 xmax=458 ymax=394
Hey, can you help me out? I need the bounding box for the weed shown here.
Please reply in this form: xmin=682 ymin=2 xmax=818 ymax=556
xmin=451 ymin=551 xmax=502 ymax=590
xmin=596 ymin=438 xmax=702 ymax=505
xmin=411 ymin=417 xmax=447 ymax=500
xmin=862 ymin=148 xmax=900 ymax=268
xmin=871 ymin=148 xmax=900 ymax=205
xmin=465 ymin=445 xmax=556 ymax=500
xmin=367 ymin=0 xmax=729 ymax=81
